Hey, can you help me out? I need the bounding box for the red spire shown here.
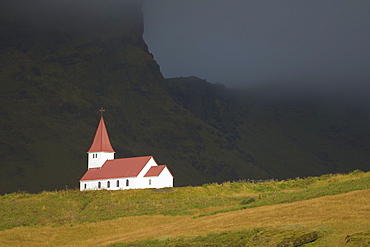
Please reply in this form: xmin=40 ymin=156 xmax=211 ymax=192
xmin=87 ymin=116 xmax=115 ymax=153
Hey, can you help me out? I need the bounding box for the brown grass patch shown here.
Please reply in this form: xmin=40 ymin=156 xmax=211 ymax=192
xmin=1 ymin=189 xmax=369 ymax=246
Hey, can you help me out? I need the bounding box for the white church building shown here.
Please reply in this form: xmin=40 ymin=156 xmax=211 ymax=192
xmin=79 ymin=114 xmax=173 ymax=191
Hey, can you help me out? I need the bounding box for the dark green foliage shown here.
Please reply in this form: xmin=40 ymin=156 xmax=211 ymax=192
xmin=0 ymin=1 xmax=267 ymax=194
xmin=165 ymin=76 xmax=370 ymax=181
xmin=1 ymin=1 xmax=370 ymax=195
xmin=165 ymin=77 xmax=244 ymax=136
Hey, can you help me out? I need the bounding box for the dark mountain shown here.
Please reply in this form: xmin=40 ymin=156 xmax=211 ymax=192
xmin=165 ymin=77 xmax=370 ymax=179
xmin=0 ymin=0 xmax=268 ymax=194
xmin=1 ymin=0 xmax=368 ymax=195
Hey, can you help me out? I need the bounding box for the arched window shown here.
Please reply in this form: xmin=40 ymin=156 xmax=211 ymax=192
xmin=84 ymin=184 xmax=87 ymax=189
xmin=149 ymin=179 xmax=151 ymax=185
xmin=107 ymin=181 xmax=110 ymax=188
xmin=116 ymin=180 xmax=119 ymax=187
xmin=126 ymin=179 xmax=129 ymax=187
xmin=98 ymin=182 xmax=101 ymax=188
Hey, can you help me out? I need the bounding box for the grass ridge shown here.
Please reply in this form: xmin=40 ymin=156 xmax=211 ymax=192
xmin=0 ymin=170 xmax=369 ymax=231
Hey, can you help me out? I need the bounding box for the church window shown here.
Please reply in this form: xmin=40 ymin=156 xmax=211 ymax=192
xmin=149 ymin=179 xmax=151 ymax=185
xmin=126 ymin=179 xmax=129 ymax=186
xmin=98 ymin=182 xmax=101 ymax=188
xmin=116 ymin=180 xmax=119 ymax=187
xmin=107 ymin=181 xmax=110 ymax=188
xmin=84 ymin=184 xmax=86 ymax=189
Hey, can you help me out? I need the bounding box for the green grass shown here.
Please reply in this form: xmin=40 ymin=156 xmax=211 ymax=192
xmin=195 ymin=170 xmax=370 ymax=217
xmin=343 ymin=230 xmax=370 ymax=246
xmin=0 ymin=170 xmax=369 ymax=231
xmin=109 ymin=228 xmax=321 ymax=247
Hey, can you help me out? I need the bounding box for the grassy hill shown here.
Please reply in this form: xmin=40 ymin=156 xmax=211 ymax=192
xmin=0 ymin=170 xmax=369 ymax=246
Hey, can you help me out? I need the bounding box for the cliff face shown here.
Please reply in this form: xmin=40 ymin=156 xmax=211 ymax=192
xmin=166 ymin=77 xmax=370 ymax=180
xmin=2 ymin=1 xmax=368 ymax=194
xmin=0 ymin=0 xmax=150 ymax=193
xmin=0 ymin=0 xmax=268 ymax=194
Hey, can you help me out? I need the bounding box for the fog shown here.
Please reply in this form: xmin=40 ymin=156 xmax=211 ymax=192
xmin=2 ymin=0 xmax=369 ymax=95
xmin=143 ymin=0 xmax=370 ymax=91
xmin=0 ymin=0 xmax=142 ymax=33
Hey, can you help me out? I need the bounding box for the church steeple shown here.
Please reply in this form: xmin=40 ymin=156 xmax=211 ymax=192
xmin=87 ymin=109 xmax=115 ymax=169
xmin=87 ymin=116 xmax=115 ymax=153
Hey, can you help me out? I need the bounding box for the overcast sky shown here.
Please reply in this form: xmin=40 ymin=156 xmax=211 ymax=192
xmin=143 ymin=0 xmax=370 ymax=89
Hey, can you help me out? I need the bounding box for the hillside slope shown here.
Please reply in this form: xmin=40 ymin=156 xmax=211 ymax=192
xmin=0 ymin=171 xmax=369 ymax=246
xmin=0 ymin=0 xmax=267 ymax=194
xmin=1 ymin=0 xmax=369 ymax=195
xmin=165 ymin=77 xmax=370 ymax=179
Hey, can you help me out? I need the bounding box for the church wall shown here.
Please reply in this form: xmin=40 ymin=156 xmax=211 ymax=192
xmin=80 ymin=169 xmax=173 ymax=191
xmin=136 ymin=157 xmax=158 ymax=178
xmin=80 ymin=177 xmax=136 ymax=191
xmin=155 ymin=168 xmax=174 ymax=188
xmin=80 ymin=159 xmax=173 ymax=191
xmin=137 ymin=177 xmax=155 ymax=189
xmin=138 ymin=168 xmax=174 ymax=190
xmin=87 ymin=152 xmax=115 ymax=169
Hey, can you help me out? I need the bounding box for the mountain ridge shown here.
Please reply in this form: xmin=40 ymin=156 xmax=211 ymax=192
xmin=165 ymin=76 xmax=370 ymax=179
xmin=0 ymin=0 xmax=268 ymax=194
xmin=1 ymin=1 xmax=369 ymax=194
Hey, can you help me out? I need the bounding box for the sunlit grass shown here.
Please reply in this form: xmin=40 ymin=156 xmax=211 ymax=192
xmin=109 ymin=228 xmax=321 ymax=247
xmin=0 ymin=170 xmax=369 ymax=246
xmin=0 ymin=170 xmax=369 ymax=232
xmin=0 ymin=188 xmax=369 ymax=246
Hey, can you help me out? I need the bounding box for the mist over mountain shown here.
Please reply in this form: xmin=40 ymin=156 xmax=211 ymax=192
xmin=144 ymin=0 xmax=370 ymax=89
xmin=0 ymin=0 xmax=369 ymax=194
xmin=0 ymin=0 xmax=267 ymax=194
xmin=165 ymin=77 xmax=370 ymax=179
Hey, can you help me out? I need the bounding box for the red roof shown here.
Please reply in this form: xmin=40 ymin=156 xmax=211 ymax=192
xmin=80 ymin=156 xmax=153 ymax=181
xmin=87 ymin=117 xmax=115 ymax=153
xmin=144 ymin=165 xmax=168 ymax=177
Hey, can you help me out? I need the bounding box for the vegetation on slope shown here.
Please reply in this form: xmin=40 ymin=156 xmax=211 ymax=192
xmin=110 ymin=228 xmax=322 ymax=247
xmin=0 ymin=170 xmax=369 ymax=232
xmin=0 ymin=0 xmax=268 ymax=194
xmin=165 ymin=77 xmax=370 ymax=179
xmin=1 ymin=1 xmax=369 ymax=195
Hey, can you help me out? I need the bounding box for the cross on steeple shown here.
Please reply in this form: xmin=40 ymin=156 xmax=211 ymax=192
xmin=88 ymin=108 xmax=115 ymax=154
xmin=99 ymin=107 xmax=105 ymax=117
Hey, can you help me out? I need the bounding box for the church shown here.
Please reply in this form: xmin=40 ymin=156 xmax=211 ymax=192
xmin=79 ymin=112 xmax=174 ymax=191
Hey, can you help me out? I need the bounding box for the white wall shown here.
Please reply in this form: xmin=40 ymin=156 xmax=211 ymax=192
xmin=80 ymin=177 xmax=136 ymax=191
xmin=135 ymin=157 xmax=158 ymax=189
xmin=80 ymin=171 xmax=173 ymax=191
xmin=154 ymin=167 xmax=173 ymax=188
xmin=80 ymin=159 xmax=174 ymax=191
xmin=87 ymin=152 xmax=114 ymax=169
xmin=137 ymin=157 xmax=158 ymax=178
